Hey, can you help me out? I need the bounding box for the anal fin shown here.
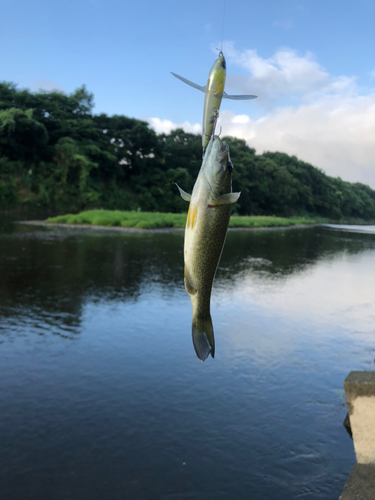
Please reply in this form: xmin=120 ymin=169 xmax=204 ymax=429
xmin=184 ymin=265 xmax=197 ymax=296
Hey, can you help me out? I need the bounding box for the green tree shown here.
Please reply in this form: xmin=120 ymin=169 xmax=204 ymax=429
xmin=0 ymin=108 xmax=48 ymax=161
xmin=1 ymin=81 xmax=375 ymax=219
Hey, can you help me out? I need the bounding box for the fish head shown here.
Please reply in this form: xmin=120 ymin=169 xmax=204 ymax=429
xmin=206 ymin=135 xmax=233 ymax=190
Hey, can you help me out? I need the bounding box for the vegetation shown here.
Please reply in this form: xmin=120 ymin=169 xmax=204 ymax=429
xmin=47 ymin=210 xmax=187 ymax=229
xmin=1 ymin=82 xmax=375 ymax=221
xmin=46 ymin=209 xmax=320 ymax=230
xmin=229 ymin=215 xmax=319 ymax=228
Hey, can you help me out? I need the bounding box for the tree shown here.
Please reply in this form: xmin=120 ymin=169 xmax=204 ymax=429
xmin=0 ymin=108 xmax=48 ymax=161
xmin=1 ymin=81 xmax=375 ymax=219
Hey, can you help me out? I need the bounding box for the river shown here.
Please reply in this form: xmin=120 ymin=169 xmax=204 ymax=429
xmin=1 ymin=216 xmax=374 ymax=499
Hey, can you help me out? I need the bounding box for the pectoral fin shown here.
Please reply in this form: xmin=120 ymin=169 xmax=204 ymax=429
xmin=171 ymin=72 xmax=207 ymax=93
xmin=175 ymin=183 xmax=191 ymax=202
xmin=208 ymin=192 xmax=241 ymax=207
xmin=223 ymin=92 xmax=257 ymax=100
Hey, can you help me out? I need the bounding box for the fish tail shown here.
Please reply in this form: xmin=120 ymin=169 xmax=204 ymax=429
xmin=192 ymin=315 xmax=215 ymax=362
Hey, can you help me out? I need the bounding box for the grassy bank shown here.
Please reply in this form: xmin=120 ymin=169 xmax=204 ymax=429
xmin=46 ymin=209 xmax=323 ymax=230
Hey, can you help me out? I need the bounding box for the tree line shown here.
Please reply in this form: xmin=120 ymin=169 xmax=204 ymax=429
xmin=1 ymin=82 xmax=375 ymax=219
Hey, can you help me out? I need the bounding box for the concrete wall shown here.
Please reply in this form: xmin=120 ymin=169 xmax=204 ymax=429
xmin=344 ymin=371 xmax=375 ymax=464
xmin=339 ymin=371 xmax=375 ymax=499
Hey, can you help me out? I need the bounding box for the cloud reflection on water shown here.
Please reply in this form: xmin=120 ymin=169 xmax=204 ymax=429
xmin=1 ymin=222 xmax=374 ymax=348
xmin=218 ymin=249 xmax=375 ymax=334
xmin=211 ymin=227 xmax=375 ymax=363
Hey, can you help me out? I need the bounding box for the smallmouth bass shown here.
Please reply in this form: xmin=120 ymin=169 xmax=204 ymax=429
xmin=176 ymin=135 xmax=240 ymax=361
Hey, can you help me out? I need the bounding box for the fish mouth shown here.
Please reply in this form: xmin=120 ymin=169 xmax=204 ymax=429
xmin=217 ymin=141 xmax=229 ymax=162
xmin=210 ymin=136 xmax=229 ymax=163
xmin=219 ymin=142 xmax=229 ymax=155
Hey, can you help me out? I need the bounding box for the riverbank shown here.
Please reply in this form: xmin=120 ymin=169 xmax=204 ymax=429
xmin=20 ymin=220 xmax=319 ymax=234
xmin=17 ymin=209 xmax=374 ymax=234
xmin=44 ymin=209 xmax=323 ymax=230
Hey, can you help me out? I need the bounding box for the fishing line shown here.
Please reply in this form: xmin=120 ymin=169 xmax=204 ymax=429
xmin=220 ymin=0 xmax=227 ymax=52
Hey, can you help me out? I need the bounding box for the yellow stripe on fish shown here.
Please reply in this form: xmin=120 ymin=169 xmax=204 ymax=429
xmin=186 ymin=206 xmax=191 ymax=229
xmin=186 ymin=204 xmax=198 ymax=230
xmin=190 ymin=205 xmax=198 ymax=229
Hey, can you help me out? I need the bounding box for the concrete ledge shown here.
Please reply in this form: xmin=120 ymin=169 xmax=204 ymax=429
xmin=339 ymin=464 xmax=375 ymax=499
xmin=344 ymin=371 xmax=375 ymax=464
xmin=344 ymin=371 xmax=375 ymax=398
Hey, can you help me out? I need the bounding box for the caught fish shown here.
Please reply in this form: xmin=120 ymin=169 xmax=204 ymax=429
xmin=171 ymin=51 xmax=257 ymax=154
xmin=176 ymin=135 xmax=240 ymax=361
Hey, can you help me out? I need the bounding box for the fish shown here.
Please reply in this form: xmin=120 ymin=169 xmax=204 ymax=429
xmin=176 ymin=135 xmax=240 ymax=361
xmin=171 ymin=51 xmax=257 ymax=154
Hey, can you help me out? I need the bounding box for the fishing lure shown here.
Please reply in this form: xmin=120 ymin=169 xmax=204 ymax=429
xmin=171 ymin=52 xmax=257 ymax=154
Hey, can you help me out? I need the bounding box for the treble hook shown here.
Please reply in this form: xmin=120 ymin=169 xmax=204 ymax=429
xmin=212 ymin=110 xmax=220 ymax=138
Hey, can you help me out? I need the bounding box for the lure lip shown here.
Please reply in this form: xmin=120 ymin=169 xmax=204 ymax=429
xmin=218 ymin=52 xmax=226 ymax=69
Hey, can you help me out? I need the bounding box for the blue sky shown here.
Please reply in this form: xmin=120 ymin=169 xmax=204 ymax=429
xmin=1 ymin=0 xmax=375 ymax=186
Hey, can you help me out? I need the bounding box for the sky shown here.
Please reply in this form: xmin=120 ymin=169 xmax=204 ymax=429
xmin=1 ymin=0 xmax=374 ymax=186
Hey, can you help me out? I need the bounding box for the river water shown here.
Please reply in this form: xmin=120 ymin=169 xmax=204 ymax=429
xmin=1 ymin=217 xmax=374 ymax=499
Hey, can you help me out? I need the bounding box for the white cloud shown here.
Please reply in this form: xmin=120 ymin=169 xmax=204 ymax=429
xmin=149 ymin=46 xmax=375 ymax=188
xmin=222 ymin=44 xmax=328 ymax=101
xmin=215 ymin=94 xmax=375 ymax=186
xmin=148 ymin=117 xmax=201 ymax=135
xmin=222 ymin=43 xmax=359 ymax=104
xmin=232 ymin=114 xmax=250 ymax=124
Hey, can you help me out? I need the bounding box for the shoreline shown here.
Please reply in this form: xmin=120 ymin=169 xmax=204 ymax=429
xmin=18 ymin=220 xmax=318 ymax=234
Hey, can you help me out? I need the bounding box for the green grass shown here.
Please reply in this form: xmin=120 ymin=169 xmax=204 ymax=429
xmin=229 ymin=215 xmax=319 ymax=228
xmin=46 ymin=209 xmax=187 ymax=229
xmin=46 ymin=209 xmax=322 ymax=230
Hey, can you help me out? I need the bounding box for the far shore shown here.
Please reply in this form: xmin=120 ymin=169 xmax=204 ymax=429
xmin=18 ymin=220 xmax=318 ymax=234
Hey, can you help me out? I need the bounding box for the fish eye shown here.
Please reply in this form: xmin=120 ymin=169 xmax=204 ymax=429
xmin=222 ymin=60 xmax=226 ymax=69
xmin=226 ymin=161 xmax=233 ymax=172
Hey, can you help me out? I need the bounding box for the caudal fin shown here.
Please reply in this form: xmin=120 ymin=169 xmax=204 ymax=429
xmin=192 ymin=316 xmax=215 ymax=362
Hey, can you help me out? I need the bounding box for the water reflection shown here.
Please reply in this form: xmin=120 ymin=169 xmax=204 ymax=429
xmin=324 ymin=224 xmax=375 ymax=234
xmin=0 ymin=224 xmax=185 ymax=339
xmin=1 ymin=221 xmax=374 ymax=343
xmin=215 ymin=228 xmax=375 ymax=366
xmin=1 ymin=217 xmax=374 ymax=499
xmin=223 ymin=226 xmax=375 ymax=280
